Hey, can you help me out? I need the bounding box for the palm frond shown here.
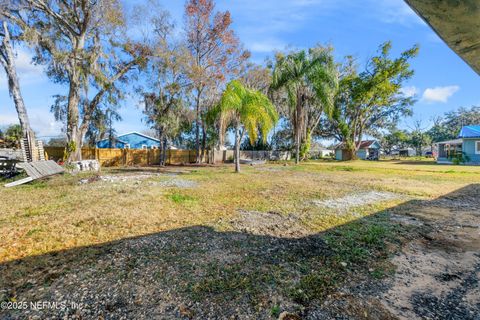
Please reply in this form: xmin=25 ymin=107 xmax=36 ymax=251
xmin=218 ymin=80 xmax=278 ymax=145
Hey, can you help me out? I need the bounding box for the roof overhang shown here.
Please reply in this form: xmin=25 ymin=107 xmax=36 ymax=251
xmin=436 ymin=139 xmax=463 ymax=145
xmin=97 ymin=138 xmax=128 ymax=144
xmin=405 ymin=0 xmax=480 ymax=75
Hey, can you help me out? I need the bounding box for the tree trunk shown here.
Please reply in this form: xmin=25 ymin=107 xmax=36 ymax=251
xmin=157 ymin=127 xmax=164 ymax=166
xmin=201 ymin=123 xmax=207 ymax=163
xmin=159 ymin=139 xmax=164 ymax=166
xmin=294 ymin=94 xmax=303 ymax=165
xmin=0 ymin=22 xmax=36 ymax=158
xmin=195 ymin=91 xmax=201 ymax=164
xmin=67 ymin=131 xmax=83 ymax=162
xmin=65 ymin=69 xmax=82 ymax=162
xmin=162 ymin=137 xmax=168 ymax=166
xmin=348 ymin=140 xmax=359 ymax=160
xmin=108 ymin=110 xmax=114 ymax=148
xmin=234 ymin=122 xmax=241 ymax=173
xmin=64 ymin=32 xmax=88 ymax=163
xmin=295 ymin=129 xmax=300 ymax=164
xmin=345 ymin=148 xmax=355 ymax=160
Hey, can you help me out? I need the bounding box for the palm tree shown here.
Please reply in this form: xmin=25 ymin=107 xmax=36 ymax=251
xmin=271 ymin=47 xmax=338 ymax=164
xmin=217 ymin=80 xmax=278 ymax=173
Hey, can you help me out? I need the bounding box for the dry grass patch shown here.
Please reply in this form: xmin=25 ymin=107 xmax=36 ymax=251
xmin=1 ymin=161 xmax=479 ymax=262
xmin=1 ymin=160 xmax=480 ymax=318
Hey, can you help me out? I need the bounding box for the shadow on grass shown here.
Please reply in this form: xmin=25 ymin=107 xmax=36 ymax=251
xmin=388 ymin=160 xmax=438 ymax=166
xmin=0 ymin=185 xmax=477 ymax=319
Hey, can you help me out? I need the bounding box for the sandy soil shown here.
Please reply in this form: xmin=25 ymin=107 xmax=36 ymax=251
xmin=379 ymin=186 xmax=480 ymax=320
xmin=303 ymin=185 xmax=480 ymax=320
xmin=311 ymin=191 xmax=401 ymax=210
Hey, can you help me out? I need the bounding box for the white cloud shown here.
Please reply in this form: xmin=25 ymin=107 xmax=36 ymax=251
xmin=421 ymin=85 xmax=460 ymax=103
xmin=374 ymin=0 xmax=422 ymax=26
xmin=0 ymin=47 xmax=46 ymax=89
xmin=219 ymin=0 xmax=342 ymax=55
xmin=220 ymin=0 xmax=424 ymax=56
xmin=0 ymin=113 xmax=20 ymax=125
xmin=0 ymin=109 xmax=63 ymax=137
xmin=249 ymin=39 xmax=287 ymax=53
xmin=400 ymin=86 xmax=419 ymax=98
xmin=29 ymin=112 xmax=63 ymax=137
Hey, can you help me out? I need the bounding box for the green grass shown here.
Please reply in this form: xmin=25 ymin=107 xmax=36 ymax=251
xmin=270 ymin=305 xmax=281 ymax=318
xmin=284 ymin=213 xmax=405 ymax=305
xmin=289 ymin=269 xmax=339 ymax=304
xmin=167 ymin=192 xmax=196 ymax=204
xmin=324 ymin=214 xmax=397 ymax=264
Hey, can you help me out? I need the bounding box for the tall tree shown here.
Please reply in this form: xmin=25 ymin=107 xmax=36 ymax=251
xmin=184 ymin=0 xmax=249 ymax=163
xmin=271 ymin=47 xmax=338 ymax=164
xmin=381 ymin=129 xmax=409 ymax=155
xmin=241 ymin=62 xmax=272 ymax=93
xmin=0 ymin=19 xmax=36 ymax=156
xmin=215 ymin=80 xmax=278 ymax=172
xmin=329 ymin=42 xmax=418 ymax=160
xmin=135 ymin=3 xmax=192 ymax=166
xmin=408 ymin=121 xmax=431 ymax=156
xmin=4 ymin=0 xmax=149 ymax=162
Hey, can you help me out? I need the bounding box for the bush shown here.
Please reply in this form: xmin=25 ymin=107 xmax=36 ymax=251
xmin=450 ymin=152 xmax=470 ymax=165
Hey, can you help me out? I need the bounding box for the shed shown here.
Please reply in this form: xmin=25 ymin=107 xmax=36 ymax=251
xmin=398 ymin=148 xmax=416 ymax=157
xmin=335 ymin=140 xmax=381 ymax=161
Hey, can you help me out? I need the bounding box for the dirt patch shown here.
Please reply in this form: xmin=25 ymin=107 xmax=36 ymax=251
xmin=311 ymin=191 xmax=400 ymax=210
xmin=381 ymin=243 xmax=480 ymax=320
xmin=78 ymin=173 xmax=198 ymax=189
xmin=389 ymin=213 xmax=424 ymax=226
xmin=378 ymin=186 xmax=480 ymax=320
xmin=429 ymin=197 xmax=480 ymax=212
xmin=230 ymin=210 xmax=309 ymax=237
xmin=79 ymin=173 xmax=164 ymax=184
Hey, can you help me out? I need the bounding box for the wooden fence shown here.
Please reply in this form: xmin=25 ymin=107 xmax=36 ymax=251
xmin=44 ymin=147 xmax=207 ymax=167
xmin=44 ymin=147 xmax=292 ymax=167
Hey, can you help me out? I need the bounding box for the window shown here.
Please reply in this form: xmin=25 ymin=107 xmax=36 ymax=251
xmin=142 ymin=145 xmax=148 ymax=150
xmin=124 ymin=144 xmax=130 ymax=149
xmin=476 ymin=141 xmax=480 ymax=154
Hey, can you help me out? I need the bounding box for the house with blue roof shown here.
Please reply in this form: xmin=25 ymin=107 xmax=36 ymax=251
xmin=436 ymin=125 xmax=480 ymax=164
xmin=96 ymin=132 xmax=162 ymax=150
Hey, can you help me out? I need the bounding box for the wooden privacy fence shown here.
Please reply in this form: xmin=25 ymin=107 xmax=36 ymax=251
xmin=44 ymin=147 xmax=205 ymax=167
xmin=44 ymin=147 xmax=292 ymax=167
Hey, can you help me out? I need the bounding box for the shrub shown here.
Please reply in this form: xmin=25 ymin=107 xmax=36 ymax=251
xmin=450 ymin=152 xmax=470 ymax=165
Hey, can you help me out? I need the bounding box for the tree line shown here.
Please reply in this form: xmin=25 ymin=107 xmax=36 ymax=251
xmin=0 ymin=0 xmax=438 ymax=171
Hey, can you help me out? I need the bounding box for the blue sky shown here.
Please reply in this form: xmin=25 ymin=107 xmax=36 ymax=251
xmin=1 ymin=0 xmax=480 ymax=139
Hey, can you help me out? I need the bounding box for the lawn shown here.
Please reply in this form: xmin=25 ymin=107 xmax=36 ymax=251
xmin=1 ymin=159 xmax=479 ymax=318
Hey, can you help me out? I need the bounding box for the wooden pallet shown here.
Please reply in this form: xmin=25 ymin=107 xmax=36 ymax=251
xmin=4 ymin=160 xmax=64 ymax=187
xmin=20 ymin=138 xmax=45 ymax=162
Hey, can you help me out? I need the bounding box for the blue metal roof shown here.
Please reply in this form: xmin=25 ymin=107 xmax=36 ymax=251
xmin=458 ymin=125 xmax=480 ymax=138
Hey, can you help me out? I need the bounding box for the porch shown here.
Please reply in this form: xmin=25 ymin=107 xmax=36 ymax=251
xmin=436 ymin=139 xmax=463 ymax=164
